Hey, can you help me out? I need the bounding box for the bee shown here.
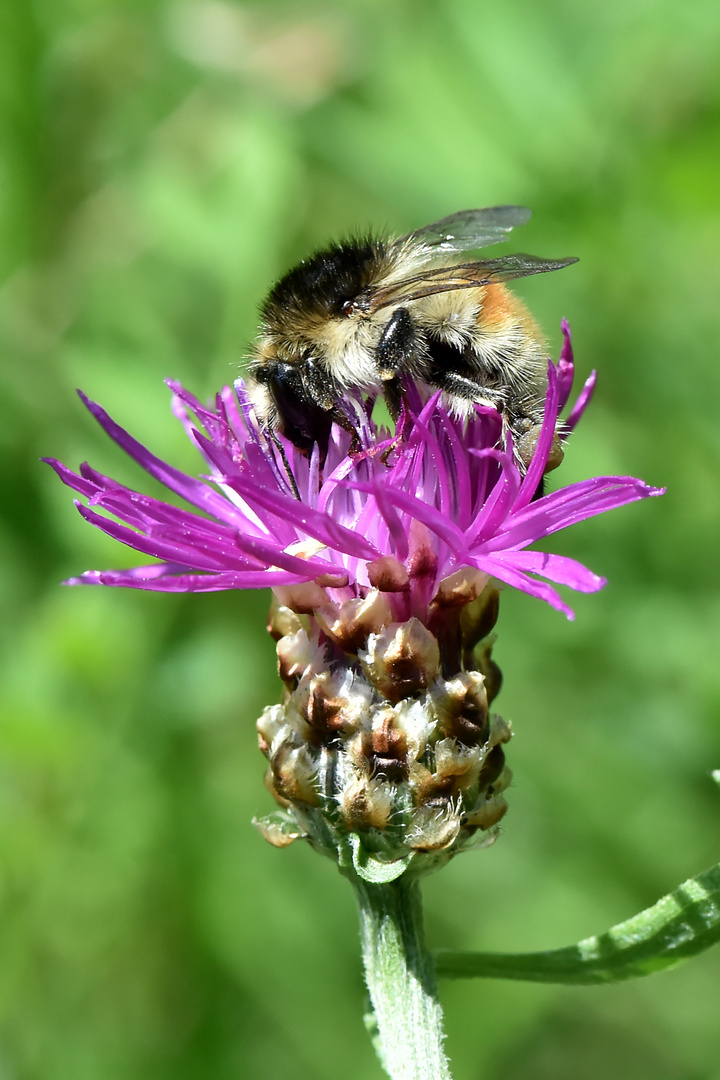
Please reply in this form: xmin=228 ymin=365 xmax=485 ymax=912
xmin=247 ymin=206 xmax=577 ymax=470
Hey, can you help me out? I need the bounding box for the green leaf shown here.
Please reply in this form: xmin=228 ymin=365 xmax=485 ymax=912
xmin=434 ymin=864 xmax=720 ymax=984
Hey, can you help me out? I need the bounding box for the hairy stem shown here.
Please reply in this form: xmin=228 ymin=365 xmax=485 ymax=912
xmin=352 ymin=875 xmax=452 ymax=1080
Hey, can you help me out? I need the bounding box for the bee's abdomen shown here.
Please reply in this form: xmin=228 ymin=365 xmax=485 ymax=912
xmin=413 ymin=283 xmax=547 ymax=420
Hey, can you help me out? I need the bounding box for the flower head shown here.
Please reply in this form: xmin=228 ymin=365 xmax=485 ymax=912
xmin=44 ymin=322 xmax=660 ymax=622
xmin=46 ymin=324 xmax=663 ymax=878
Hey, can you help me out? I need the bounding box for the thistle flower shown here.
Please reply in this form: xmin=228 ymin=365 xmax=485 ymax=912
xmin=45 ymin=323 xmax=662 ymax=880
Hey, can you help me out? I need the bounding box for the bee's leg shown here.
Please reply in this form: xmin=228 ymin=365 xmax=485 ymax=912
xmin=382 ymin=376 xmax=404 ymax=423
xmin=516 ymin=422 xmax=565 ymax=475
xmin=329 ymin=405 xmax=364 ymax=454
xmin=429 ymin=370 xmax=561 ymax=496
xmin=428 ymin=368 xmax=507 ymax=413
xmin=376 ymin=307 xmax=418 ymax=380
xmin=376 ymin=306 xmax=425 ymax=434
xmin=375 ymin=377 xmax=408 ymax=464
xmin=291 ymin=360 xmax=361 ymax=457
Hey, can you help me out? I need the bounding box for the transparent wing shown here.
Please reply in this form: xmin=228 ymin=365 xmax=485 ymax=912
xmin=368 ymin=254 xmax=578 ymax=312
xmin=455 ymin=253 xmax=579 ymax=281
xmin=401 ymin=206 xmax=533 ymax=254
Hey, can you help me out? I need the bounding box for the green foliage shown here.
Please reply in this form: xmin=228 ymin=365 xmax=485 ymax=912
xmin=2 ymin=0 xmax=720 ymax=1077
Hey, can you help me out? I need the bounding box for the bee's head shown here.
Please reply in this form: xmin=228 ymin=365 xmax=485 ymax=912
xmin=261 ymin=237 xmax=386 ymax=323
xmin=248 ymin=237 xmax=391 ymax=455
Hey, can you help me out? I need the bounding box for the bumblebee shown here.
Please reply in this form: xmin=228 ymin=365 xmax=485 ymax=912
xmin=247 ymin=206 xmax=577 ymax=466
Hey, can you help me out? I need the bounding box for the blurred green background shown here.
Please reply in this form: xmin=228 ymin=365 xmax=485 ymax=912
xmin=2 ymin=0 xmax=720 ymax=1076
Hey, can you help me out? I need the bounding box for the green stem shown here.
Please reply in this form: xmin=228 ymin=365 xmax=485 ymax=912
xmin=434 ymin=863 xmax=720 ymax=985
xmin=351 ymin=875 xmax=452 ymax=1080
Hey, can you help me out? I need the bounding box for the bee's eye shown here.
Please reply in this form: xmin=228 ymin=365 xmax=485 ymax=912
xmin=341 ymin=299 xmax=356 ymax=317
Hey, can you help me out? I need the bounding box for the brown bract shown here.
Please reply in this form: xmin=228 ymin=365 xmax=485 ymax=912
xmin=255 ymin=586 xmax=513 ymax=873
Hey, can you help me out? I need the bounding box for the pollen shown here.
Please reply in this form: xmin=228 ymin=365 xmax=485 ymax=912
xmin=285 ymin=539 xmax=328 ymax=560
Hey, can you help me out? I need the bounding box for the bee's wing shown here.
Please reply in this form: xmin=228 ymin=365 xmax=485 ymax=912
xmin=400 ymin=206 xmax=533 ymax=254
xmin=457 ymin=253 xmax=579 ymax=281
xmin=369 ymin=254 xmax=578 ymax=311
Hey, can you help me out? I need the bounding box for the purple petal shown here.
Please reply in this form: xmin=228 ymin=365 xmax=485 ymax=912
xmin=465 ymin=449 xmax=522 ymax=546
xmin=487 ymin=477 xmax=664 ymax=551
xmin=469 ymin=554 xmax=577 ymax=619
xmin=564 ymin=370 xmax=597 ymax=434
xmin=43 ymin=457 xmax=102 ymax=499
xmin=556 ymin=318 xmax=575 ymax=411
xmin=513 ymin=360 xmax=560 ymax=512
xmin=231 ymin=530 xmax=344 ymax=580
xmin=435 ymin=410 xmax=472 ymax=526
xmin=204 ymin=449 xmax=381 ymax=561
xmin=66 ymin=567 xmax=305 ymax=591
xmin=342 ymin=480 xmax=466 ymax=553
xmin=74 ymin=502 xmax=260 ymax=571
xmin=363 ymin=482 xmax=410 ymax=563
xmin=51 ymin=352 xmax=663 ymax=616
xmin=77 ymin=392 xmax=243 ymax=525
xmin=496 ymin=550 xmax=606 ymax=592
